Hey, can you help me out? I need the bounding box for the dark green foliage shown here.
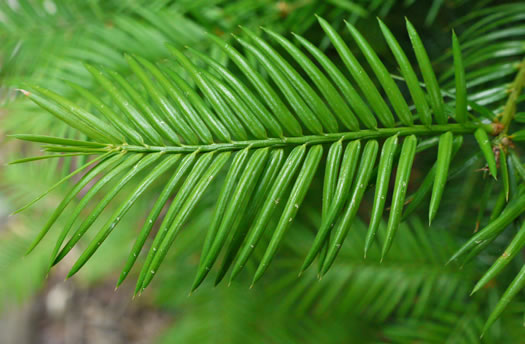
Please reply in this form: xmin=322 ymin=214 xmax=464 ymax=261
xmin=1 ymin=0 xmax=525 ymax=342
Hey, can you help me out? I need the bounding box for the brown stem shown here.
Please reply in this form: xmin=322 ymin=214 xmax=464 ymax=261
xmin=500 ymin=58 xmax=525 ymax=135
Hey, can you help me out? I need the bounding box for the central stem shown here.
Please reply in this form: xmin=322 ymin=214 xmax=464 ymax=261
xmin=119 ymin=123 xmax=481 ymax=154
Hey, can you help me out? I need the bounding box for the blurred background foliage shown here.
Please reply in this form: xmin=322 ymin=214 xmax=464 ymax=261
xmin=1 ymin=0 xmax=524 ymax=343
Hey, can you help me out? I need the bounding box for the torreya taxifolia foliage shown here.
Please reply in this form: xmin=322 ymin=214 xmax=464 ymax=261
xmin=1 ymin=0 xmax=525 ymax=342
